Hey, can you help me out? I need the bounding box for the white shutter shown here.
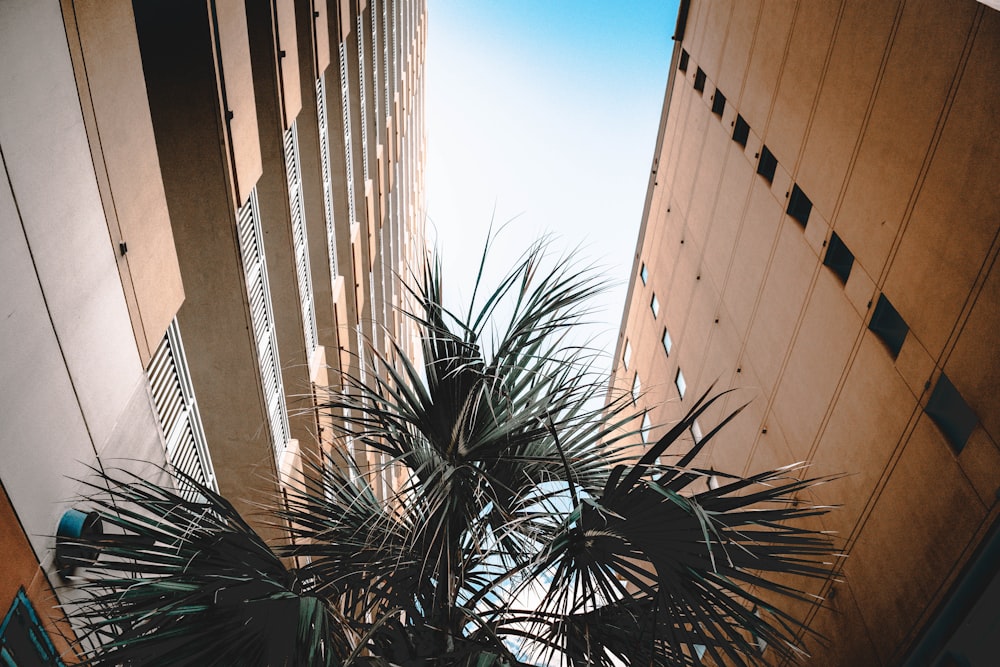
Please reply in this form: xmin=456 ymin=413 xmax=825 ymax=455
xmin=316 ymin=75 xmax=339 ymax=280
xmin=357 ymin=12 xmax=370 ymax=180
xmin=339 ymin=41 xmax=358 ymax=227
xmin=237 ymin=188 xmax=291 ymax=456
xmin=283 ymin=121 xmax=318 ymax=355
xmin=147 ymin=318 xmax=217 ymax=499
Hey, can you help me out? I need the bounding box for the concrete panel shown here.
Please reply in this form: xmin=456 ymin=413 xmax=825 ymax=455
xmin=721 ymin=178 xmax=783 ymax=338
xmin=809 ymin=335 xmax=918 ymax=538
xmin=739 ymin=0 xmax=795 ymax=134
xmin=804 ymin=580 xmax=882 ymax=667
xmin=0 ymin=0 xmax=145 ymax=452
xmin=884 ymin=9 xmax=1000 ymax=358
xmin=846 ymin=416 xmax=985 ymax=665
xmin=702 ymin=141 xmax=754 ymax=283
xmin=216 ymin=0 xmax=264 ymax=204
xmin=797 ymin=0 xmax=900 ymax=218
xmin=946 ymin=259 xmax=1000 ymax=441
xmin=745 ymin=219 xmax=818 ymax=394
xmin=276 ymin=0 xmax=302 ymax=127
xmin=837 ymin=0 xmax=977 ymax=279
xmin=772 ymin=272 xmax=861 ymax=452
xmin=72 ymin=0 xmax=184 ymax=361
xmin=686 ymin=114 xmax=730 ymax=254
xmin=716 ymin=0 xmax=758 ymax=99
xmin=670 ymin=85 xmax=710 ymax=220
xmin=694 ymin=0 xmax=732 ymax=82
xmin=766 ymin=0 xmax=839 ymax=169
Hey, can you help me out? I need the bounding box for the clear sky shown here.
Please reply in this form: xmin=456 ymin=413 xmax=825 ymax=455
xmin=424 ymin=1 xmax=679 ymax=369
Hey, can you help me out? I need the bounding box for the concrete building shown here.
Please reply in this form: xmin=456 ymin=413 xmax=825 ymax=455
xmin=0 ymin=0 xmax=425 ymax=660
xmin=613 ymin=0 xmax=1000 ymax=664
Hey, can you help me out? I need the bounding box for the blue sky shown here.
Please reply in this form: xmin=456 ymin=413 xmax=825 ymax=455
xmin=424 ymin=1 xmax=679 ymax=366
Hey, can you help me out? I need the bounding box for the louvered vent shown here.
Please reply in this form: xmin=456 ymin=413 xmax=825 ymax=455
xmin=237 ymin=188 xmax=290 ymax=457
xmin=339 ymin=41 xmax=358 ymax=227
xmin=147 ymin=319 xmax=217 ymax=499
xmin=316 ymin=75 xmax=339 ymax=279
xmin=283 ymin=121 xmax=318 ymax=356
xmin=357 ymin=11 xmax=370 ymax=180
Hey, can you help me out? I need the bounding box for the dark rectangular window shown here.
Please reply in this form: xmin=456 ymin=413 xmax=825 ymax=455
xmin=1 ymin=589 xmax=65 ymax=666
xmin=925 ymin=374 xmax=978 ymax=453
xmin=711 ymin=89 xmax=726 ymax=116
xmin=733 ymin=114 xmax=750 ymax=147
xmin=823 ymin=232 xmax=854 ymax=284
xmin=757 ymin=145 xmax=777 ymax=183
xmin=679 ymin=49 xmax=689 ymax=73
xmin=694 ymin=67 xmax=706 ymax=92
xmin=786 ymin=183 xmax=812 ymax=227
xmin=868 ymin=294 xmax=908 ymax=358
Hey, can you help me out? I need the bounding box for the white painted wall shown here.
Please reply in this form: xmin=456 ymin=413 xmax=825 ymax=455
xmin=0 ymin=1 xmax=167 ymax=568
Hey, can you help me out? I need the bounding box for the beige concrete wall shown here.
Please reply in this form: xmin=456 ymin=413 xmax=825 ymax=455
xmin=615 ymin=0 xmax=1000 ymax=663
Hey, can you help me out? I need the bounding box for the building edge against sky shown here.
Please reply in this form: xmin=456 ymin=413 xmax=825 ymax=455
xmin=613 ymin=0 xmax=1000 ymax=664
xmin=0 ymin=0 xmax=425 ymax=659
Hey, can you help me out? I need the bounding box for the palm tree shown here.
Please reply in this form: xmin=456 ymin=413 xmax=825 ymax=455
xmin=63 ymin=242 xmax=838 ymax=666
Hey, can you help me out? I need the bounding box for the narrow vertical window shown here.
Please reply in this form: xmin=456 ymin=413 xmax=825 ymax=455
xmin=694 ymin=67 xmax=706 ymax=92
xmin=662 ymin=327 xmax=672 ymax=356
xmin=786 ymin=183 xmax=812 ymax=227
xmin=823 ymin=232 xmax=854 ymax=284
xmin=675 ymin=368 xmax=687 ymax=398
xmin=641 ymin=412 xmax=652 ymax=443
xmin=640 ymin=262 xmax=649 ymax=285
xmin=711 ymin=90 xmax=726 ymax=116
xmin=650 ymin=294 xmax=660 ymax=318
xmin=631 ymin=373 xmax=641 ymax=402
xmin=925 ymin=374 xmax=978 ymax=453
xmin=691 ymin=419 xmax=703 ymax=443
xmin=622 ymin=340 xmax=632 ymax=370
xmin=868 ymin=294 xmax=909 ymax=358
xmin=678 ymin=49 xmax=689 ymax=73
xmin=757 ymin=145 xmax=777 ymax=183
xmin=733 ymin=114 xmax=750 ymax=147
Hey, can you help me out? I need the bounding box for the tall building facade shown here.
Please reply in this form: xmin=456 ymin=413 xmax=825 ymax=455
xmin=0 ymin=0 xmax=425 ymax=660
xmin=614 ymin=0 xmax=999 ymax=664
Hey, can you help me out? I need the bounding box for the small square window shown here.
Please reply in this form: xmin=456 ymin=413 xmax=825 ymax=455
xmin=868 ymin=294 xmax=908 ymax=358
xmin=640 ymin=263 xmax=648 ymax=285
xmin=823 ymin=232 xmax=854 ymax=284
xmin=678 ymin=49 xmax=689 ymax=73
xmin=1 ymin=589 xmax=65 ymax=666
xmin=661 ymin=327 xmax=672 ymax=356
xmin=926 ymin=374 xmax=978 ymax=453
xmin=733 ymin=114 xmax=750 ymax=147
xmin=786 ymin=183 xmax=812 ymax=227
xmin=711 ymin=89 xmax=726 ymax=116
xmin=650 ymin=294 xmax=660 ymax=319
xmin=631 ymin=373 xmax=641 ymax=401
xmin=622 ymin=340 xmax=632 ymax=370
xmin=694 ymin=67 xmax=706 ymax=92
xmin=675 ymin=368 xmax=686 ymax=399
xmin=757 ymin=145 xmax=777 ymax=183
xmin=641 ymin=412 xmax=652 ymax=443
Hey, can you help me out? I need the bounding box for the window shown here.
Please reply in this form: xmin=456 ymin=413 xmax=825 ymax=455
xmin=711 ymin=89 xmax=726 ymax=116
xmin=640 ymin=262 xmax=648 ymax=285
xmin=622 ymin=340 xmax=632 ymax=370
xmin=694 ymin=67 xmax=706 ymax=92
xmin=925 ymin=374 xmax=978 ymax=453
xmin=1 ymin=589 xmax=65 ymax=666
xmin=786 ymin=183 xmax=812 ymax=227
xmin=691 ymin=419 xmax=703 ymax=443
xmin=868 ymin=294 xmax=908 ymax=358
xmin=631 ymin=373 xmax=641 ymax=402
xmin=823 ymin=232 xmax=854 ymax=284
xmin=662 ymin=327 xmax=673 ymax=356
xmin=757 ymin=145 xmax=777 ymax=183
xmin=675 ymin=368 xmax=687 ymax=399
xmin=641 ymin=412 xmax=652 ymax=443
xmin=650 ymin=294 xmax=660 ymax=318
xmin=733 ymin=114 xmax=750 ymax=147
xmin=678 ymin=49 xmax=689 ymax=73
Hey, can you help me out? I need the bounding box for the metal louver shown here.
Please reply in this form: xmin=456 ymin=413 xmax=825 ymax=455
xmin=147 ymin=318 xmax=217 ymax=499
xmin=283 ymin=121 xmax=318 ymax=356
xmin=357 ymin=11 xmax=370 ymax=180
xmin=339 ymin=41 xmax=358 ymax=227
xmin=316 ymin=75 xmax=339 ymax=279
xmin=237 ymin=188 xmax=290 ymax=457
